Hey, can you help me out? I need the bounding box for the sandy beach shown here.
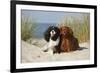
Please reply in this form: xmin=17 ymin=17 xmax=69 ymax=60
xmin=21 ymin=39 xmax=90 ymax=63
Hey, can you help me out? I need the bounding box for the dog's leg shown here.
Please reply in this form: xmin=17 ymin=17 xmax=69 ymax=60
xmin=42 ymin=44 xmax=54 ymax=55
xmin=47 ymin=48 xmax=54 ymax=55
xmin=54 ymin=46 xmax=61 ymax=54
xmin=42 ymin=43 xmax=49 ymax=52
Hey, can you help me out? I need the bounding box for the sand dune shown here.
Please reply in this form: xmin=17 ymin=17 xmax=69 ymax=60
xmin=22 ymin=39 xmax=90 ymax=63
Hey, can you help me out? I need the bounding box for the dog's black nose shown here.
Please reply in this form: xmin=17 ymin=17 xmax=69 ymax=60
xmin=52 ymin=30 xmax=54 ymax=33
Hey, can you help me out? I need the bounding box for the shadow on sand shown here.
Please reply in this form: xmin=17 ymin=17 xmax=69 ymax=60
xmin=78 ymin=47 xmax=88 ymax=51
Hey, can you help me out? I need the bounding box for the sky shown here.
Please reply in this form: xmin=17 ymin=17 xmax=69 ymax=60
xmin=21 ymin=10 xmax=89 ymax=24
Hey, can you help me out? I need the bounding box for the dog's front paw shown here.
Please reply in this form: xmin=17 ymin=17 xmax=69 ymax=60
xmin=46 ymin=49 xmax=54 ymax=55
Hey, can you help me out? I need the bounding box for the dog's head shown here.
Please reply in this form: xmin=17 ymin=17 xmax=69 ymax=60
xmin=44 ymin=26 xmax=60 ymax=42
xmin=60 ymin=26 xmax=73 ymax=38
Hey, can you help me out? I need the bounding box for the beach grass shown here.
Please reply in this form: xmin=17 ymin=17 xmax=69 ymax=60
xmin=21 ymin=16 xmax=37 ymax=41
xmin=59 ymin=15 xmax=90 ymax=43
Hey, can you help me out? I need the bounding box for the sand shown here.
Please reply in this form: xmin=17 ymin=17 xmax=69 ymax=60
xmin=21 ymin=39 xmax=90 ymax=63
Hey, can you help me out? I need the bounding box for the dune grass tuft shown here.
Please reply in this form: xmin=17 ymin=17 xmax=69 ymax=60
xmin=59 ymin=15 xmax=90 ymax=43
xmin=21 ymin=17 xmax=37 ymax=41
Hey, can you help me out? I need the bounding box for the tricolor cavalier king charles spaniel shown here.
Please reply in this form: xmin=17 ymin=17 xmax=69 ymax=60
xmin=43 ymin=26 xmax=60 ymax=54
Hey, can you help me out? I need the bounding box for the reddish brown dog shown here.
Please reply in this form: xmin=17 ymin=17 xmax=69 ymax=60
xmin=59 ymin=26 xmax=79 ymax=52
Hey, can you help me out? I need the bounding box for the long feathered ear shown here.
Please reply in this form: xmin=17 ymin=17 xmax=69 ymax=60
xmin=68 ymin=27 xmax=73 ymax=35
xmin=59 ymin=27 xmax=62 ymax=35
xmin=44 ymin=29 xmax=50 ymax=42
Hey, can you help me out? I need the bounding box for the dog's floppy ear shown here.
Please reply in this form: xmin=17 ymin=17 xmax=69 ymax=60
xmin=68 ymin=27 xmax=73 ymax=35
xmin=59 ymin=27 xmax=62 ymax=34
xmin=44 ymin=29 xmax=50 ymax=42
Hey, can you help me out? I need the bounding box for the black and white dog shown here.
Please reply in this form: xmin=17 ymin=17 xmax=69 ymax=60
xmin=43 ymin=26 xmax=60 ymax=54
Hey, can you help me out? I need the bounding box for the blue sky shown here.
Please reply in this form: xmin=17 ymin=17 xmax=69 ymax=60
xmin=21 ymin=10 xmax=89 ymax=24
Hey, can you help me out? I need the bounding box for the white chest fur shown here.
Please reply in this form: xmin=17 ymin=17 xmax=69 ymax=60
xmin=48 ymin=37 xmax=60 ymax=48
xmin=42 ymin=37 xmax=60 ymax=55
